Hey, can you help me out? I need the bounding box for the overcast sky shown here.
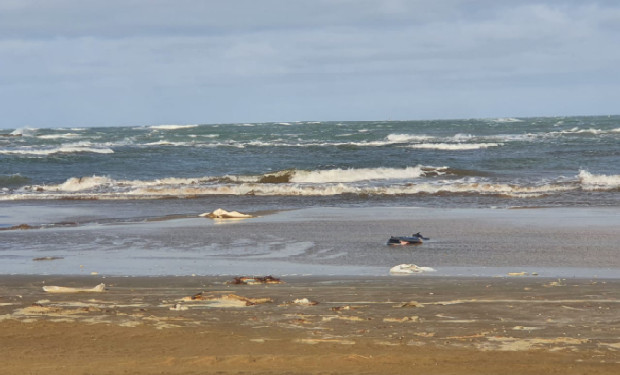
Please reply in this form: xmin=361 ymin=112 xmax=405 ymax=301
xmin=1 ymin=0 xmax=619 ymax=128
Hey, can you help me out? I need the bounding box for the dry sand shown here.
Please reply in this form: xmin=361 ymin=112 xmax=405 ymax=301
xmin=1 ymin=275 xmax=619 ymax=374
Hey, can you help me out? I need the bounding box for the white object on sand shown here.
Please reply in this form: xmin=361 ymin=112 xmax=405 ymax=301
xmin=199 ymin=208 xmax=253 ymax=219
xmin=389 ymin=264 xmax=436 ymax=275
xmin=42 ymin=283 xmax=106 ymax=293
xmin=292 ymin=298 xmax=318 ymax=306
xmin=170 ymin=303 xmax=188 ymax=311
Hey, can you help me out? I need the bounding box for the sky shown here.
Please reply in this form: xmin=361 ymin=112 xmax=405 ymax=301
xmin=1 ymin=0 xmax=619 ymax=128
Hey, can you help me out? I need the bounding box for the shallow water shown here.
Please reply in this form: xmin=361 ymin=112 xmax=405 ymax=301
xmin=1 ymin=205 xmax=618 ymax=278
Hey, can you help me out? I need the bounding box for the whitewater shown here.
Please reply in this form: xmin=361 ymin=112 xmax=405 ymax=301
xmin=1 ymin=116 xmax=619 ymax=207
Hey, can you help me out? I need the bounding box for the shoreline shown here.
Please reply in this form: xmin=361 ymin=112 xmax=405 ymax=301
xmin=3 ymin=265 xmax=620 ymax=279
xmin=1 ymin=274 xmax=619 ymax=374
xmin=1 ymin=205 xmax=619 ymax=278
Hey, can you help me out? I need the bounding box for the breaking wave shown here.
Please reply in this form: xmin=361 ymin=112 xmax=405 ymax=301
xmin=409 ymin=143 xmax=501 ymax=150
xmin=37 ymin=133 xmax=83 ymax=140
xmin=578 ymin=170 xmax=620 ymax=191
xmin=0 ymin=142 xmax=114 ymax=156
xmin=386 ymin=134 xmax=434 ymax=143
xmin=3 ymin=178 xmax=576 ymax=200
xmin=278 ymin=166 xmax=446 ymax=183
xmin=8 ymin=128 xmax=37 ymax=137
xmin=492 ymin=118 xmax=524 ymax=123
xmin=55 ymin=176 xmax=115 ymax=192
xmin=4 ymin=168 xmax=611 ymax=201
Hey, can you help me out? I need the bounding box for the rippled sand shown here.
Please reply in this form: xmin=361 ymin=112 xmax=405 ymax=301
xmin=1 ymin=275 xmax=619 ymax=374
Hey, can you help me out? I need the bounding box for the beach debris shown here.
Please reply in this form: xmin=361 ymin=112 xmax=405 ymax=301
xmin=169 ymin=303 xmax=188 ymax=311
xmin=331 ymin=305 xmax=363 ymax=312
xmin=544 ymin=279 xmax=566 ymax=287
xmin=42 ymin=283 xmax=106 ymax=293
xmin=229 ymin=275 xmax=284 ymax=285
xmin=32 ymin=256 xmax=64 ymax=261
xmin=280 ymin=298 xmax=318 ymax=306
xmin=211 ymin=294 xmax=272 ymax=307
xmin=184 ymin=292 xmax=207 ymax=301
xmin=387 ymin=232 xmax=429 ymax=246
xmin=180 ymin=292 xmax=272 ymax=307
xmin=512 ymin=326 xmax=542 ymax=331
xmin=199 ymin=208 xmax=253 ymax=219
xmin=389 ymin=264 xmax=436 ymax=275
xmin=293 ymin=298 xmax=318 ymax=306
xmin=383 ymin=316 xmax=419 ymax=323
xmin=508 ymin=272 xmax=528 ymax=276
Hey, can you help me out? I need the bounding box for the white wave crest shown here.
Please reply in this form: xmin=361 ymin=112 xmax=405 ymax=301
xmin=143 ymin=140 xmax=193 ymax=147
xmin=6 ymin=174 xmax=581 ymax=201
xmin=578 ymin=170 xmax=620 ymax=191
xmin=386 ymin=134 xmax=434 ymax=143
xmin=492 ymin=118 xmax=524 ymax=123
xmin=51 ymin=176 xmax=114 ymax=192
xmin=89 ymin=179 xmax=574 ymax=199
xmin=561 ymin=127 xmax=603 ymax=135
xmin=0 ymin=142 xmax=114 ymax=156
xmin=10 ymin=128 xmax=37 ymax=137
xmin=37 ymin=133 xmax=83 ymax=140
xmin=409 ymin=143 xmax=502 ymax=150
xmin=148 ymin=124 xmax=199 ymax=130
xmin=289 ymin=166 xmax=446 ymax=183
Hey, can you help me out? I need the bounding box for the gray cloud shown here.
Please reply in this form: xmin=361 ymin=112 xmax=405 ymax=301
xmin=1 ymin=1 xmax=619 ymax=127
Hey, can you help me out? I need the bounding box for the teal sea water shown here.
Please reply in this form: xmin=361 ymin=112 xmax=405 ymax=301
xmin=1 ymin=116 xmax=619 ymax=207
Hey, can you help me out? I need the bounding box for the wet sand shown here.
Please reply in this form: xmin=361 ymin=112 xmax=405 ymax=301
xmin=1 ymin=206 xmax=619 ymax=277
xmin=1 ymin=275 xmax=619 ymax=374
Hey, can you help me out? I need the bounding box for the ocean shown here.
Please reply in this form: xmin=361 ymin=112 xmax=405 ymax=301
xmin=2 ymin=116 xmax=619 ymax=207
xmin=1 ymin=116 xmax=619 ymax=277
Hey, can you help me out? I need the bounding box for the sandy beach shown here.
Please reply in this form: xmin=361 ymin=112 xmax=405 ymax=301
xmin=1 ymin=275 xmax=619 ymax=374
xmin=1 ymin=205 xmax=619 ymax=373
xmin=2 ymin=4 xmax=620 ymax=373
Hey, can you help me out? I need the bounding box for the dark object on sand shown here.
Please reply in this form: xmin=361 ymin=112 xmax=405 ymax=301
xmin=387 ymin=232 xmax=429 ymax=246
xmin=230 ymin=275 xmax=284 ymax=285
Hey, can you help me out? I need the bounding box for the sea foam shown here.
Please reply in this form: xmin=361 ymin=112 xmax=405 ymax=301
xmin=8 ymin=172 xmax=580 ymax=200
xmin=409 ymin=143 xmax=502 ymax=150
xmin=386 ymin=134 xmax=434 ymax=143
xmin=55 ymin=176 xmax=115 ymax=192
xmin=578 ymin=170 xmax=620 ymax=191
xmin=289 ymin=166 xmax=445 ymax=183
xmin=0 ymin=142 xmax=114 ymax=156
